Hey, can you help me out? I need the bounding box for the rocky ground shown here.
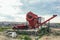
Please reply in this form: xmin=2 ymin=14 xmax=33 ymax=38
xmin=0 ymin=32 xmax=60 ymax=40
xmin=0 ymin=32 xmax=19 ymax=40
xmin=39 ymin=35 xmax=60 ymax=40
xmin=0 ymin=28 xmax=60 ymax=40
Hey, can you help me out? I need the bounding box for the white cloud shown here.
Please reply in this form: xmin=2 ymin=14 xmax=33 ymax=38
xmin=41 ymin=0 xmax=56 ymax=3
xmin=53 ymin=6 xmax=60 ymax=10
xmin=29 ymin=0 xmax=40 ymax=4
xmin=0 ymin=0 xmax=25 ymax=22
xmin=50 ymin=16 xmax=60 ymax=23
xmin=0 ymin=0 xmax=23 ymax=6
xmin=0 ymin=0 xmax=60 ymax=23
xmin=0 ymin=14 xmax=26 ymax=22
xmin=0 ymin=0 xmax=23 ymax=15
xmin=11 ymin=14 xmax=26 ymax=22
xmin=40 ymin=15 xmax=60 ymax=23
xmin=28 ymin=0 xmax=56 ymax=4
xmin=0 ymin=16 xmax=13 ymax=21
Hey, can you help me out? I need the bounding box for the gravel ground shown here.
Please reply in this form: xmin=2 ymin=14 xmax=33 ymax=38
xmin=0 ymin=28 xmax=60 ymax=40
xmin=0 ymin=34 xmax=60 ymax=40
xmin=39 ymin=35 xmax=60 ymax=40
xmin=0 ymin=32 xmax=19 ymax=40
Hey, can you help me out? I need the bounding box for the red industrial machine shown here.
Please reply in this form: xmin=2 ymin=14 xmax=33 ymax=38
xmin=13 ymin=11 xmax=57 ymax=30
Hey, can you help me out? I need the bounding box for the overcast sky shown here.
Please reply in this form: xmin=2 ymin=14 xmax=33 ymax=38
xmin=0 ymin=0 xmax=60 ymax=23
